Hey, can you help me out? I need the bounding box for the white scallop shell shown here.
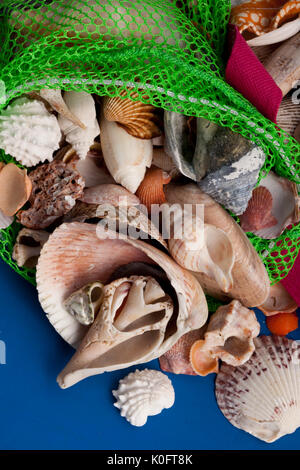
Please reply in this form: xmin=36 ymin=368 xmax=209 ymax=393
xmin=112 ymin=369 xmax=175 ymax=426
xmin=58 ymin=91 xmax=100 ymax=160
xmin=216 ymin=335 xmax=300 ymax=443
xmin=0 ymin=97 xmax=61 ymax=166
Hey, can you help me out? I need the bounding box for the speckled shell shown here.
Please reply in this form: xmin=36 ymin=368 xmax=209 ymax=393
xmin=216 ymin=335 xmax=300 ymax=443
xmin=0 ymin=97 xmax=61 ymax=166
xmin=112 ymin=369 xmax=175 ymax=426
xmin=58 ymin=91 xmax=100 ymax=160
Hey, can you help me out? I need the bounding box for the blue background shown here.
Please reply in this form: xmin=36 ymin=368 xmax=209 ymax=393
xmin=0 ymin=259 xmax=300 ymax=450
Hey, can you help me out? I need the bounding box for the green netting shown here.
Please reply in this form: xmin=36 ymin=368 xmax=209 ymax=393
xmin=0 ymin=0 xmax=299 ymax=300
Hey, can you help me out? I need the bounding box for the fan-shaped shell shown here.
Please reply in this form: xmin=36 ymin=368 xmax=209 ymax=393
xmin=58 ymin=91 xmax=100 ymax=160
xmin=136 ymin=167 xmax=171 ymax=213
xmin=103 ymin=91 xmax=161 ymax=140
xmin=239 ymin=186 xmax=277 ymax=233
xmin=0 ymin=97 xmax=61 ymax=166
xmin=112 ymin=369 xmax=175 ymax=426
xmin=216 ymin=335 xmax=300 ymax=443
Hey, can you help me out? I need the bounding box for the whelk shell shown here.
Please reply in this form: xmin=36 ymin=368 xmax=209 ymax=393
xmin=100 ymin=116 xmax=153 ymax=194
xmin=113 ymin=369 xmax=175 ymax=427
xmin=38 ymin=89 xmax=86 ymax=129
xmin=190 ymin=300 xmax=260 ymax=376
xmin=0 ymin=163 xmax=32 ymax=217
xmin=216 ymin=335 xmax=300 ymax=442
xmin=0 ymin=97 xmax=61 ymax=167
xmin=103 ymin=90 xmax=161 ymax=140
xmin=165 ymin=183 xmax=270 ymax=307
xmin=58 ymin=91 xmax=100 ymax=160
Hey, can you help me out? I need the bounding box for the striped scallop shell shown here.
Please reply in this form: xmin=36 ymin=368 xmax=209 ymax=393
xmin=216 ymin=335 xmax=300 ymax=443
xmin=103 ymin=91 xmax=161 ymax=140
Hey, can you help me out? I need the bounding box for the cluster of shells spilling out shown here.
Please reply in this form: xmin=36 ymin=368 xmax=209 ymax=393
xmin=0 ymin=71 xmax=298 ymax=438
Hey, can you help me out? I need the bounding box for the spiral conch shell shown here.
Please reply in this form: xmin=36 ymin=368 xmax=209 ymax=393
xmin=165 ymin=183 xmax=270 ymax=307
xmin=112 ymin=369 xmax=175 ymax=426
xmin=58 ymin=91 xmax=100 ymax=160
xmin=0 ymin=97 xmax=61 ymax=166
xmin=100 ymin=115 xmax=153 ymax=193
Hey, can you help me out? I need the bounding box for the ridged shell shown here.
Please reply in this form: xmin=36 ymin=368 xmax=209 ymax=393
xmin=103 ymin=91 xmax=161 ymax=140
xmin=239 ymin=186 xmax=277 ymax=233
xmin=216 ymin=335 xmax=300 ymax=443
xmin=58 ymin=91 xmax=100 ymax=160
xmin=198 ymin=144 xmax=266 ymax=215
xmin=112 ymin=369 xmax=175 ymax=426
xmin=0 ymin=97 xmax=61 ymax=166
xmin=100 ymin=116 xmax=153 ymax=194
xmin=136 ymin=167 xmax=171 ymax=213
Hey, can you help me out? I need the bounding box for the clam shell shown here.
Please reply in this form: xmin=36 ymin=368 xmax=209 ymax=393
xmin=244 ymin=171 xmax=300 ymax=239
xmin=198 ymin=143 xmax=266 ymax=215
xmin=100 ymin=116 xmax=153 ymax=194
xmin=103 ymin=91 xmax=161 ymax=140
xmin=58 ymin=91 xmax=100 ymax=160
xmin=216 ymin=335 xmax=300 ymax=443
xmin=0 ymin=97 xmax=61 ymax=167
xmin=258 ymin=281 xmax=298 ymax=316
xmin=113 ymin=369 xmax=175 ymax=427
xmin=165 ymin=183 xmax=270 ymax=307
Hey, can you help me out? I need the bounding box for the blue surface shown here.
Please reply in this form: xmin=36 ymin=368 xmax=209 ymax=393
xmin=1 ymin=259 xmax=300 ymax=450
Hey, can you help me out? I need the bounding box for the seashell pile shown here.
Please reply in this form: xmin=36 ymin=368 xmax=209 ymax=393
xmin=0 ymin=73 xmax=298 ymax=440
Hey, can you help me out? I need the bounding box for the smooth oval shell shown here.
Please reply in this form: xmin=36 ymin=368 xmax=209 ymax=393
xmin=0 ymin=163 xmax=32 ymax=217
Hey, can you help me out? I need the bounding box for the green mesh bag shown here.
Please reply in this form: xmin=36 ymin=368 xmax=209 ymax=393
xmin=0 ymin=0 xmax=299 ymax=313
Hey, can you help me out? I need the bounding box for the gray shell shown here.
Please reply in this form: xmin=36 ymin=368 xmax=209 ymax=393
xmin=198 ymin=144 xmax=266 ymax=215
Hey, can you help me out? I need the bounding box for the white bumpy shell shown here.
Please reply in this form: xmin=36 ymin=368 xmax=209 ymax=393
xmin=112 ymin=369 xmax=175 ymax=426
xmin=0 ymin=97 xmax=61 ymax=166
xmin=58 ymin=91 xmax=100 ymax=160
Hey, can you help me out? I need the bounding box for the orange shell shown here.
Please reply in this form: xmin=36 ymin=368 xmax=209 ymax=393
xmin=0 ymin=163 xmax=32 ymax=217
xmin=189 ymin=339 xmax=219 ymax=376
xmin=136 ymin=167 xmax=172 ymax=213
xmin=240 ymin=186 xmax=277 ymax=232
xmin=103 ymin=90 xmax=161 ymax=140
xmin=231 ymin=0 xmax=299 ymax=36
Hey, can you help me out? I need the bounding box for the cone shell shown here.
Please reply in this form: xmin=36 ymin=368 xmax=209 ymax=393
xmin=216 ymin=335 xmax=300 ymax=443
xmin=165 ymin=183 xmax=270 ymax=307
xmin=0 ymin=97 xmax=61 ymax=166
xmin=239 ymin=186 xmax=277 ymax=232
xmin=136 ymin=167 xmax=171 ymax=213
xmin=103 ymin=91 xmax=161 ymax=140
xmin=258 ymin=281 xmax=298 ymax=315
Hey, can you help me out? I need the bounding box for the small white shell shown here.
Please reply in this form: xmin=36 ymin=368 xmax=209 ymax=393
xmin=247 ymin=16 xmax=300 ymax=47
xmin=112 ymin=369 xmax=175 ymax=427
xmin=0 ymin=97 xmax=61 ymax=166
xmin=58 ymin=91 xmax=100 ymax=160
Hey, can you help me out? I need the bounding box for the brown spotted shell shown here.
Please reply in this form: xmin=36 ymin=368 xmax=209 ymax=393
xmin=103 ymin=90 xmax=161 ymax=140
xmin=216 ymin=335 xmax=300 ymax=443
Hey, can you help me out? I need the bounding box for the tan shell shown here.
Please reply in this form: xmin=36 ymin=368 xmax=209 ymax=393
xmin=0 ymin=163 xmax=32 ymax=217
xmin=80 ymin=184 xmax=140 ymax=207
xmin=277 ymin=96 xmax=300 ymax=136
xmin=258 ymin=281 xmax=298 ymax=316
xmin=103 ymin=90 xmax=161 ymax=140
xmin=190 ymin=300 xmax=260 ymax=376
xmin=12 ymin=228 xmax=49 ymax=269
xmin=264 ymin=32 xmax=300 ymax=97
xmin=165 ymin=183 xmax=270 ymax=307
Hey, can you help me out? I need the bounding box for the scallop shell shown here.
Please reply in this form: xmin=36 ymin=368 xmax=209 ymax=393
xmin=277 ymin=96 xmax=300 ymax=136
xmin=0 ymin=97 xmax=61 ymax=166
xmin=239 ymin=186 xmax=278 ymax=232
xmin=58 ymin=91 xmax=100 ymax=160
xmin=37 ymin=222 xmax=208 ymax=351
xmin=112 ymin=369 xmax=175 ymax=427
xmin=159 ymin=328 xmax=204 ymax=375
xmin=190 ymin=300 xmax=260 ymax=376
xmin=197 ymin=142 xmax=266 ymax=215
xmin=258 ymin=281 xmax=298 ymax=315
xmin=100 ymin=116 xmax=153 ymax=194
xmin=216 ymin=335 xmax=300 ymax=443
xmin=103 ymin=91 xmax=161 ymax=140
xmin=136 ymin=167 xmax=171 ymax=213
xmin=165 ymin=183 xmax=270 ymax=307
xmin=243 ymin=171 xmax=300 ymax=239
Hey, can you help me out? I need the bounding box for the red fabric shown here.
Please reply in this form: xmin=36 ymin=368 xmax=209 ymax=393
xmin=225 ymin=25 xmax=300 ymax=305
xmin=225 ymin=24 xmax=282 ymax=123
